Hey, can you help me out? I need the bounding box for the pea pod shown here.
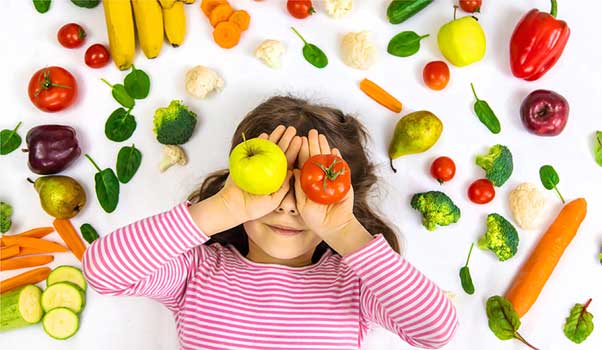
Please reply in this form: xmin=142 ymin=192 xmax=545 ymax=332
xmin=387 ymin=0 xmax=433 ymax=25
xmin=459 ymin=243 xmax=475 ymax=295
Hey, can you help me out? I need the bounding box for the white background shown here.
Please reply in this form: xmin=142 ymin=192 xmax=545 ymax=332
xmin=1 ymin=1 xmax=601 ymax=349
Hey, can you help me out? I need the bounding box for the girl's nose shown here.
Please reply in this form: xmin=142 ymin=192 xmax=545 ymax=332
xmin=275 ymin=188 xmax=298 ymax=215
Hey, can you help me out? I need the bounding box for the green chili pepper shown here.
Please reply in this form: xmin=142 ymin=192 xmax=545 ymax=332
xmin=459 ymin=243 xmax=475 ymax=295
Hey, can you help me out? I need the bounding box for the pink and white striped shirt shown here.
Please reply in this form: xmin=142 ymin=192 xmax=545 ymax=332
xmin=83 ymin=202 xmax=458 ymax=350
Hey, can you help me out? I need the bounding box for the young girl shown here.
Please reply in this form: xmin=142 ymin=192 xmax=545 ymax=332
xmin=83 ymin=96 xmax=458 ymax=350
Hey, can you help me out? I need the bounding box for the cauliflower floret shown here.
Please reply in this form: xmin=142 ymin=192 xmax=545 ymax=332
xmin=255 ymin=40 xmax=286 ymax=69
xmin=159 ymin=145 xmax=188 ymax=172
xmin=185 ymin=65 xmax=224 ymax=99
xmin=508 ymin=183 xmax=547 ymax=230
xmin=341 ymin=31 xmax=376 ymax=70
xmin=325 ymin=0 xmax=353 ymax=18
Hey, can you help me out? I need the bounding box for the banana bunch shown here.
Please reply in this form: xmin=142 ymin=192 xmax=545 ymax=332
xmin=102 ymin=0 xmax=194 ymax=70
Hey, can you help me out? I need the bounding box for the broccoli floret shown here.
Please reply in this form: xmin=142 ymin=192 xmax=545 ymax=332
xmin=1 ymin=201 xmax=13 ymax=233
xmin=411 ymin=191 xmax=461 ymax=231
xmin=475 ymin=144 xmax=513 ymax=187
xmin=153 ymin=100 xmax=198 ymax=145
xmin=478 ymin=213 xmax=519 ymax=261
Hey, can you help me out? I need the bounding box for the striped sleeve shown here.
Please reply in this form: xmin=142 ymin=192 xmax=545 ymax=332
xmin=82 ymin=202 xmax=213 ymax=311
xmin=342 ymin=235 xmax=458 ymax=349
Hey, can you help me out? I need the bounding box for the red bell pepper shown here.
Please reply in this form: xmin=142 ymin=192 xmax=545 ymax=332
xmin=509 ymin=0 xmax=570 ymax=81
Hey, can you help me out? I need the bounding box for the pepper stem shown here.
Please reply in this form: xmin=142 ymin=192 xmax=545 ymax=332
xmin=550 ymin=0 xmax=558 ymax=17
xmin=85 ymin=154 xmax=102 ymax=172
xmin=290 ymin=27 xmax=308 ymax=45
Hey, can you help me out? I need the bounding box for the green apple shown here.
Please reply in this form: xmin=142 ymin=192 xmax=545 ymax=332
xmin=229 ymin=138 xmax=287 ymax=195
xmin=437 ymin=14 xmax=486 ymax=67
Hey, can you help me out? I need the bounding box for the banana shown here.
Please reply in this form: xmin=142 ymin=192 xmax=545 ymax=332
xmin=163 ymin=1 xmax=186 ymax=47
xmin=131 ymin=0 xmax=164 ymax=59
xmin=158 ymin=0 xmax=176 ymax=8
xmin=102 ymin=0 xmax=136 ymax=70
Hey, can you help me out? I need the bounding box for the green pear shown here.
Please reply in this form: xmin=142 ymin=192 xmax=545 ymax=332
xmin=388 ymin=111 xmax=443 ymax=172
xmin=29 ymin=176 xmax=86 ymax=219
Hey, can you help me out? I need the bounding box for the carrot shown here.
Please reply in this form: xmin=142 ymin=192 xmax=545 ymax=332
xmin=53 ymin=219 xmax=86 ymax=261
xmin=17 ymin=247 xmax=47 ymax=257
xmin=209 ymin=3 xmax=233 ymax=27
xmin=0 ymin=236 xmax=67 ymax=253
xmin=1 ymin=245 xmax=20 ymax=260
xmin=213 ymin=21 xmax=241 ymax=49
xmin=228 ymin=9 xmax=250 ymax=31
xmin=505 ymin=198 xmax=587 ymax=317
xmin=14 ymin=227 xmax=54 ymax=239
xmin=0 ymin=255 xmax=54 ymax=271
xmin=359 ymin=78 xmax=403 ymax=113
xmin=201 ymin=0 xmax=228 ymax=17
xmin=0 ymin=267 xmax=51 ymax=294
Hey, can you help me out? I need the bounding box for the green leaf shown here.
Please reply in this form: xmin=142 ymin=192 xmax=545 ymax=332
xmin=0 ymin=122 xmax=23 ymax=155
xmin=85 ymin=154 xmax=120 ymax=213
xmin=116 ymin=144 xmax=142 ymax=184
xmin=485 ymin=296 xmax=539 ymax=350
xmin=101 ymin=79 xmax=135 ymax=109
xmin=563 ymin=299 xmax=594 ymax=344
xmin=291 ymin=27 xmax=328 ymax=69
xmin=33 ymin=0 xmax=51 ymax=13
xmin=539 ymin=164 xmax=565 ymax=203
xmin=471 ymin=83 xmax=501 ymax=134
xmin=0 ymin=201 xmax=13 ymax=233
xmin=387 ymin=31 xmax=429 ymax=57
xmin=105 ymin=108 xmax=136 ymax=142
xmin=70 ymin=0 xmax=99 ymax=8
xmin=459 ymin=243 xmax=475 ymax=294
xmin=595 ymin=131 xmax=602 ymax=167
xmin=124 ymin=65 xmax=150 ymax=99
xmin=80 ymin=223 xmax=99 ymax=244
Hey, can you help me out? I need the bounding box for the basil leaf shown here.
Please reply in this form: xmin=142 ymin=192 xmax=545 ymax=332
xmin=563 ymin=299 xmax=594 ymax=344
xmin=0 ymin=122 xmax=23 ymax=155
xmin=387 ymin=31 xmax=429 ymax=57
xmin=124 ymin=65 xmax=150 ymax=99
xmin=471 ymin=83 xmax=501 ymax=134
xmin=539 ymin=164 xmax=565 ymax=203
xmin=85 ymin=154 xmax=120 ymax=213
xmin=80 ymin=223 xmax=99 ymax=244
xmin=459 ymin=243 xmax=475 ymax=295
xmin=105 ymin=108 xmax=136 ymax=142
xmin=595 ymin=131 xmax=602 ymax=167
xmin=116 ymin=144 xmax=142 ymax=184
xmin=33 ymin=0 xmax=51 ymax=13
xmin=291 ymin=27 xmax=328 ymax=69
xmin=101 ymin=78 xmax=135 ymax=108
xmin=71 ymin=0 xmax=99 ymax=8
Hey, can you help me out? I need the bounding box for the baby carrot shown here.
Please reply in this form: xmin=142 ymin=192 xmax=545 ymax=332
xmin=0 ymin=236 xmax=67 ymax=253
xmin=0 ymin=267 xmax=51 ymax=293
xmin=53 ymin=219 xmax=86 ymax=261
xmin=359 ymin=78 xmax=403 ymax=113
xmin=1 ymin=245 xmax=20 ymax=260
xmin=0 ymin=255 xmax=54 ymax=271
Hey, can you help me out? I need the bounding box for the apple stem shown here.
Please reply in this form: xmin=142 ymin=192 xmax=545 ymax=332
xmin=453 ymin=5 xmax=458 ymax=20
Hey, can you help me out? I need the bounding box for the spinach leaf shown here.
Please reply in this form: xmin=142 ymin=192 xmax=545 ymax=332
xmin=459 ymin=243 xmax=475 ymax=295
xmin=0 ymin=122 xmax=23 ymax=155
xmin=33 ymin=0 xmax=51 ymax=13
xmin=539 ymin=165 xmax=565 ymax=203
xmin=563 ymin=298 xmax=594 ymax=344
xmin=0 ymin=201 xmax=13 ymax=233
xmin=105 ymin=108 xmax=136 ymax=142
xmin=71 ymin=0 xmax=99 ymax=8
xmin=291 ymin=27 xmax=328 ymax=69
xmin=80 ymin=223 xmax=99 ymax=244
xmin=471 ymin=83 xmax=501 ymax=134
xmin=595 ymin=131 xmax=602 ymax=167
xmin=85 ymin=154 xmax=120 ymax=213
xmin=116 ymin=144 xmax=142 ymax=184
xmin=486 ymin=295 xmax=539 ymax=350
xmin=101 ymin=78 xmax=135 ymax=109
xmin=124 ymin=65 xmax=150 ymax=99
xmin=387 ymin=31 xmax=429 ymax=57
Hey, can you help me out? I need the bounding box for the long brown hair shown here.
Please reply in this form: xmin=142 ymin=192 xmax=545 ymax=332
xmin=188 ymin=96 xmax=401 ymax=262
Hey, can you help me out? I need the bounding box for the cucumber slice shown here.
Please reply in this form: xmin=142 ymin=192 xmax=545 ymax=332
xmin=41 ymin=282 xmax=85 ymax=313
xmin=42 ymin=307 xmax=79 ymax=340
xmin=47 ymin=265 xmax=87 ymax=291
xmin=0 ymin=285 xmax=43 ymax=331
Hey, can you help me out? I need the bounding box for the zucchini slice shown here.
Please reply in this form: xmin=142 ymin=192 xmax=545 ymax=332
xmin=41 ymin=282 xmax=85 ymax=313
xmin=0 ymin=285 xmax=44 ymax=331
xmin=46 ymin=265 xmax=87 ymax=291
xmin=42 ymin=307 xmax=79 ymax=340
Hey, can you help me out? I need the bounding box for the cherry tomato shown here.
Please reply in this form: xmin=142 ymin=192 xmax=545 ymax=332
xmin=301 ymin=154 xmax=351 ymax=204
xmin=85 ymin=44 xmax=111 ymax=68
xmin=459 ymin=0 xmax=482 ymax=13
xmin=57 ymin=23 xmax=86 ymax=49
xmin=423 ymin=61 xmax=450 ymax=90
xmin=468 ymin=179 xmax=495 ymax=204
xmin=28 ymin=66 xmax=78 ymax=113
xmin=430 ymin=156 xmax=456 ymax=184
xmin=287 ymin=0 xmax=315 ymax=19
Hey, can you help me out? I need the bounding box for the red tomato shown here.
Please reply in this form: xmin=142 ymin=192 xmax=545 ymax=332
xmin=423 ymin=61 xmax=450 ymax=90
xmin=85 ymin=44 xmax=111 ymax=68
xmin=459 ymin=0 xmax=482 ymax=13
xmin=430 ymin=156 xmax=456 ymax=184
xmin=28 ymin=67 xmax=78 ymax=113
xmin=57 ymin=23 xmax=86 ymax=49
xmin=468 ymin=179 xmax=495 ymax=204
xmin=301 ymin=154 xmax=351 ymax=204
xmin=287 ymin=0 xmax=314 ymax=19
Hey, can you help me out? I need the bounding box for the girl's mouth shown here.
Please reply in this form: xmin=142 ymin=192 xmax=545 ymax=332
xmin=266 ymin=224 xmax=305 ymax=236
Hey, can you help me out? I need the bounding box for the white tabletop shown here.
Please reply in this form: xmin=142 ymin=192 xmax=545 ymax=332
xmin=1 ymin=1 xmax=601 ymax=349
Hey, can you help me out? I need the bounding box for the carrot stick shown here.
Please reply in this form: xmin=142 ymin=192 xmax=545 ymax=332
xmin=53 ymin=219 xmax=86 ymax=261
xmin=0 ymin=267 xmax=51 ymax=294
xmin=0 ymin=245 xmax=20 ymax=260
xmin=0 ymin=255 xmax=54 ymax=271
xmin=17 ymin=247 xmax=47 ymax=257
xmin=14 ymin=227 xmax=54 ymax=238
xmin=505 ymin=198 xmax=587 ymax=317
xmin=0 ymin=237 xmax=67 ymax=253
xmin=359 ymin=78 xmax=403 ymax=113
xmin=228 ymin=9 xmax=250 ymax=31
xmin=209 ymin=3 xmax=233 ymax=27
xmin=201 ymin=0 xmax=228 ymax=17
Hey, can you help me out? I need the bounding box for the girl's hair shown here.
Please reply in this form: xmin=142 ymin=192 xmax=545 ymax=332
xmin=188 ymin=95 xmax=401 ymax=262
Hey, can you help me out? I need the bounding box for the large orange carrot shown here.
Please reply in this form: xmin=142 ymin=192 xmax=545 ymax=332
xmin=505 ymin=198 xmax=587 ymax=317
xmin=1 ymin=245 xmax=20 ymax=260
xmin=0 ymin=237 xmax=67 ymax=253
xmin=213 ymin=21 xmax=241 ymax=49
xmin=359 ymin=79 xmax=403 ymax=113
xmin=228 ymin=9 xmax=250 ymax=31
xmin=0 ymin=267 xmax=51 ymax=294
xmin=53 ymin=219 xmax=86 ymax=261
xmin=209 ymin=3 xmax=233 ymax=27
xmin=0 ymin=255 xmax=54 ymax=271
xmin=201 ymin=0 xmax=228 ymax=17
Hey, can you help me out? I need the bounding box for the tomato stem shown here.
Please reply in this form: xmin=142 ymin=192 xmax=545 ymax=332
xmin=35 ymin=69 xmax=72 ymax=96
